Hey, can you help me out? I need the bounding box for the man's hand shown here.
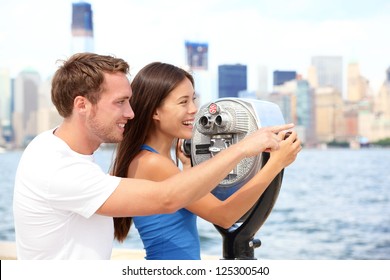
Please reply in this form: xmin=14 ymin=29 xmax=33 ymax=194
xmin=236 ymin=123 xmax=295 ymax=157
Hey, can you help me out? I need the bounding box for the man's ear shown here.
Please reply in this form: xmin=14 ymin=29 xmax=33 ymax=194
xmin=74 ymin=96 xmax=88 ymax=114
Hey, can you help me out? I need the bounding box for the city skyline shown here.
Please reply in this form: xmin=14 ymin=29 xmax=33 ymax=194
xmin=1 ymin=0 xmax=390 ymax=93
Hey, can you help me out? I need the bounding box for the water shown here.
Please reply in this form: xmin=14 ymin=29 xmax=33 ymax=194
xmin=1 ymin=148 xmax=389 ymax=260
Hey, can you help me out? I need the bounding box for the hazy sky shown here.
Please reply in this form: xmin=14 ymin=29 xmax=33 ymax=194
xmin=1 ymin=0 xmax=389 ymax=92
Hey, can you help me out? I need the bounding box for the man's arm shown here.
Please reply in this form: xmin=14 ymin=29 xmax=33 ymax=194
xmin=97 ymin=123 xmax=294 ymax=217
xmin=186 ymin=131 xmax=301 ymax=228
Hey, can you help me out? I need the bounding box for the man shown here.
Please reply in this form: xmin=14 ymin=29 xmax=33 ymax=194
xmin=13 ymin=52 xmax=294 ymax=259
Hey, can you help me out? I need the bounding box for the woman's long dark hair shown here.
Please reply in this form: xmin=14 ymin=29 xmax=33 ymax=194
xmin=111 ymin=62 xmax=194 ymax=242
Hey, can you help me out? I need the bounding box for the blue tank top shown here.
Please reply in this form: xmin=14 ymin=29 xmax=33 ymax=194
xmin=133 ymin=144 xmax=201 ymax=260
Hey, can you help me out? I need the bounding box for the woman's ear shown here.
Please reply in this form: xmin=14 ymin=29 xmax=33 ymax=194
xmin=152 ymin=109 xmax=160 ymax=120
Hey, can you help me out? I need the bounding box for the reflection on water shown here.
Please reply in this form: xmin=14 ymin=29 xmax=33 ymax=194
xmin=1 ymin=148 xmax=389 ymax=259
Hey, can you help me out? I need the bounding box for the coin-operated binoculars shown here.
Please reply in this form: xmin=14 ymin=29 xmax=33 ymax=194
xmin=182 ymin=98 xmax=287 ymax=260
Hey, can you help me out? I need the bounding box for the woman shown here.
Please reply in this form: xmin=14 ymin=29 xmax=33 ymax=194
xmin=111 ymin=62 xmax=301 ymax=259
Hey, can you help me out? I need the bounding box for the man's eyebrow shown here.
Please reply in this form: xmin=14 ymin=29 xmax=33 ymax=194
xmin=117 ymin=95 xmax=130 ymax=100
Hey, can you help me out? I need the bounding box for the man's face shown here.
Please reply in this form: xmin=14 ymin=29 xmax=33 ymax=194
xmin=87 ymin=72 xmax=134 ymax=144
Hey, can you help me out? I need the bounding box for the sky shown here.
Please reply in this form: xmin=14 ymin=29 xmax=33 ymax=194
xmin=1 ymin=0 xmax=390 ymax=93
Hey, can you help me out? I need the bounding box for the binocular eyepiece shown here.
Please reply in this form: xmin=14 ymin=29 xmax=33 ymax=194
xmin=198 ymin=112 xmax=229 ymax=128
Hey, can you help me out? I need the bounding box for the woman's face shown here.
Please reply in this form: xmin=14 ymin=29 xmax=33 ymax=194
xmin=153 ymin=77 xmax=198 ymax=140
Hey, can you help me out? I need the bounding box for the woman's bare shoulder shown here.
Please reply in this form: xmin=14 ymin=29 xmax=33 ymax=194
xmin=129 ymin=151 xmax=179 ymax=181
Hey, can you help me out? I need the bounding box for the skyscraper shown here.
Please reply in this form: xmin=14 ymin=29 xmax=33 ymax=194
xmin=347 ymin=62 xmax=369 ymax=102
xmin=71 ymin=2 xmax=94 ymax=53
xmin=273 ymin=70 xmax=297 ymax=86
xmin=184 ymin=41 xmax=208 ymax=70
xmin=184 ymin=41 xmax=214 ymax=105
xmin=311 ymin=56 xmax=343 ymax=94
xmin=0 ymin=69 xmax=13 ymax=144
xmin=255 ymin=65 xmax=268 ymax=99
xmin=13 ymin=69 xmax=41 ymax=147
xmin=296 ymin=80 xmax=316 ymax=145
xmin=218 ymin=64 xmax=247 ymax=98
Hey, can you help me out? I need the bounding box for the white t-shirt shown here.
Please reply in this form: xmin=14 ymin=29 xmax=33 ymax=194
xmin=13 ymin=129 xmax=121 ymax=259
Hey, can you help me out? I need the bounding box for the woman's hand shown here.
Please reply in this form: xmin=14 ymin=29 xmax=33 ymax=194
xmin=269 ymin=130 xmax=302 ymax=170
xmin=176 ymin=139 xmax=192 ymax=170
